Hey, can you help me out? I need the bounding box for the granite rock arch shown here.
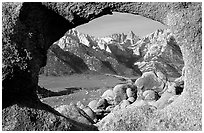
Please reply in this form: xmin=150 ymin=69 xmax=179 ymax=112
xmin=2 ymin=2 xmax=202 ymax=130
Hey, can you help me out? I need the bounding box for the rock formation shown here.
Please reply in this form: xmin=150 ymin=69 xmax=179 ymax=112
xmin=133 ymin=29 xmax=184 ymax=79
xmin=41 ymin=29 xmax=137 ymax=76
xmin=41 ymin=28 xmax=184 ymax=79
xmin=2 ymin=2 xmax=202 ymax=131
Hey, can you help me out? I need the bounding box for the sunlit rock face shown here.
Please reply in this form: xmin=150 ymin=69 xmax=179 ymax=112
xmin=41 ymin=29 xmax=141 ymax=76
xmin=133 ymin=29 xmax=184 ymax=79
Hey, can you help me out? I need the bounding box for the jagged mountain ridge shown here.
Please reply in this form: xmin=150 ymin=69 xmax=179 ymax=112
xmin=132 ymin=29 xmax=184 ymax=78
xmin=40 ymin=29 xmax=140 ymax=76
xmin=40 ymin=28 xmax=184 ymax=78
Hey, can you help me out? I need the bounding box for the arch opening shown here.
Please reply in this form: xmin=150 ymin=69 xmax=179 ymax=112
xmin=38 ymin=12 xmax=184 ymax=108
xmin=3 ymin=2 xmax=201 ymax=131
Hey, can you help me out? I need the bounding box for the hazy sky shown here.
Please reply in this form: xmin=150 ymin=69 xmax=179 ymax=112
xmin=76 ymin=12 xmax=166 ymax=38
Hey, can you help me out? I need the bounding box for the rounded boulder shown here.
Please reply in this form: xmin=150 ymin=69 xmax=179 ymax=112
xmin=134 ymin=71 xmax=164 ymax=93
xmin=131 ymin=99 xmax=148 ymax=107
xmin=88 ymin=100 xmax=98 ymax=111
xmin=113 ymin=84 xmax=128 ymax=104
xmin=83 ymin=106 xmax=96 ymax=121
xmin=96 ymin=98 xmax=109 ymax=110
xmin=127 ymin=97 xmax=135 ymax=103
xmin=143 ymin=90 xmax=157 ymax=101
xmin=126 ymin=88 xmax=134 ymax=98
xmin=101 ymin=89 xmax=115 ymax=101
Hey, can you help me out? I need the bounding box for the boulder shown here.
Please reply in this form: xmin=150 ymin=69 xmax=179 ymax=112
xmin=126 ymin=88 xmax=134 ymax=98
xmin=130 ymin=100 xmax=148 ymax=107
xmin=88 ymin=100 xmax=98 ymax=111
xmin=166 ymin=82 xmax=176 ymax=94
xmin=154 ymin=90 xmax=175 ymax=109
xmin=105 ymin=105 xmax=115 ymax=112
xmin=101 ymin=89 xmax=115 ymax=101
xmin=82 ymin=107 xmax=97 ymax=122
xmin=151 ymin=82 xmax=177 ymax=109
xmin=147 ymin=100 xmax=157 ymax=107
xmin=134 ymin=71 xmax=165 ymax=95
xmin=96 ymin=98 xmax=109 ymax=110
xmin=113 ymin=84 xmax=128 ymax=104
xmin=143 ymin=90 xmax=157 ymax=101
xmin=174 ymin=78 xmax=184 ymax=95
xmin=127 ymin=97 xmax=135 ymax=103
xmin=126 ymin=79 xmax=134 ymax=84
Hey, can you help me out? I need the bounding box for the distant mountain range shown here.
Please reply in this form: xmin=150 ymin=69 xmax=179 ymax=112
xmin=40 ymin=28 xmax=184 ymax=78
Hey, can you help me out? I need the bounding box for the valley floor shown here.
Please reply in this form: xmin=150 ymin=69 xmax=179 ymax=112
xmin=38 ymin=73 xmax=138 ymax=107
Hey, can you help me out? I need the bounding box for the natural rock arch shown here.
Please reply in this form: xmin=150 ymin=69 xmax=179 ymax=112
xmin=2 ymin=2 xmax=202 ymax=130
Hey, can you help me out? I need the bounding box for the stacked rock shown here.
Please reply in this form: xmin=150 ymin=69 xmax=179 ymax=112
xmin=71 ymin=70 xmax=184 ymax=123
xmin=96 ymin=98 xmax=109 ymax=109
xmin=112 ymin=84 xmax=128 ymax=105
xmin=101 ymin=89 xmax=115 ymax=105
xmin=126 ymin=87 xmax=137 ymax=103
xmin=133 ymin=71 xmax=184 ymax=109
xmin=134 ymin=71 xmax=166 ymax=95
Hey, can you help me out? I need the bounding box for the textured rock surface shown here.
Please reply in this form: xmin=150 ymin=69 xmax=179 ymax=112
xmin=143 ymin=90 xmax=157 ymax=101
xmin=88 ymin=100 xmax=98 ymax=111
xmin=2 ymin=2 xmax=202 ymax=131
xmin=82 ymin=106 xmax=97 ymax=122
xmin=120 ymin=100 xmax=130 ymax=109
xmin=127 ymin=97 xmax=135 ymax=103
xmin=2 ymin=103 xmax=97 ymax=131
xmin=113 ymin=84 xmax=128 ymax=104
xmin=2 ymin=104 xmax=72 ymax=131
xmin=40 ymin=23 xmax=184 ymax=78
xmin=76 ymin=101 xmax=86 ymax=110
xmin=101 ymin=89 xmax=115 ymax=103
xmin=41 ymin=44 xmax=89 ymax=76
xmin=107 ymin=30 xmax=140 ymax=45
xmin=41 ymin=29 xmax=140 ymax=76
xmin=55 ymin=104 xmax=96 ymax=126
xmin=133 ymin=29 xmax=184 ymax=78
xmin=126 ymin=88 xmax=134 ymax=98
xmin=134 ymin=71 xmax=165 ymax=95
xmin=96 ymin=98 xmax=109 ymax=110
xmin=106 ymin=31 xmax=141 ymax=67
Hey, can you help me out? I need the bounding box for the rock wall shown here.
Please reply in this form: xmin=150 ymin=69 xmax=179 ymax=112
xmin=2 ymin=2 xmax=202 ymax=130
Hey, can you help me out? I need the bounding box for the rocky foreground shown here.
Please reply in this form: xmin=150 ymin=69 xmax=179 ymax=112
xmin=2 ymin=2 xmax=202 ymax=131
xmin=54 ymin=70 xmax=184 ymax=130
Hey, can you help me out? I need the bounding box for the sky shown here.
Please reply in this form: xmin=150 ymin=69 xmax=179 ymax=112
xmin=76 ymin=12 xmax=167 ymax=38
